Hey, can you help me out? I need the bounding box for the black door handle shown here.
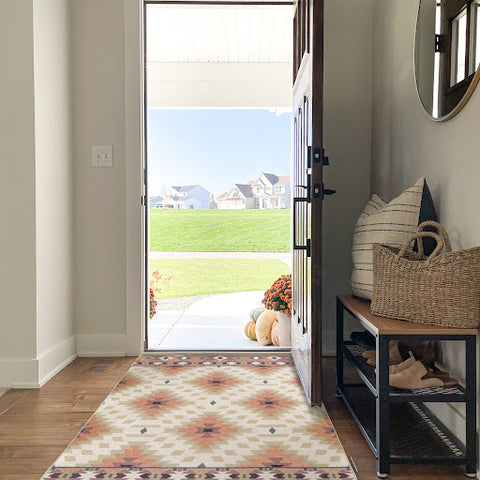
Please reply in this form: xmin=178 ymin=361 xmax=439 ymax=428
xmin=293 ymin=197 xmax=311 ymax=256
xmin=312 ymin=184 xmax=336 ymax=199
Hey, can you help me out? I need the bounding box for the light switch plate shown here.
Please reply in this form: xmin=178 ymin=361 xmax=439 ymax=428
xmin=92 ymin=145 xmax=113 ymax=167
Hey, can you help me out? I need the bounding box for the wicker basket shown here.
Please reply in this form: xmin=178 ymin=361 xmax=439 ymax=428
xmin=371 ymin=221 xmax=480 ymax=328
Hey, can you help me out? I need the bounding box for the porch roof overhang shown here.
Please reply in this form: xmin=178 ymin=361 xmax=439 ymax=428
xmin=146 ymin=4 xmax=293 ymax=109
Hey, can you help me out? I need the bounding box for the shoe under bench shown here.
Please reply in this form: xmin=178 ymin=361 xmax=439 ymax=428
xmin=335 ymin=294 xmax=478 ymax=478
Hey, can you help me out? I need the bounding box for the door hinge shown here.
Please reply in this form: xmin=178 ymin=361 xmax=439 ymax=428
xmin=313 ymin=183 xmax=337 ymax=199
xmin=313 ymin=148 xmax=330 ymax=166
xmin=141 ymin=195 xmax=146 ymax=206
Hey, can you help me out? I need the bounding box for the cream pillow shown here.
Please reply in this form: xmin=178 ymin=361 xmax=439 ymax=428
xmin=351 ymin=177 xmax=437 ymax=299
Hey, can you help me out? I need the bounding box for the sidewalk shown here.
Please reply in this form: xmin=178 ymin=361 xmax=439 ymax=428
xmin=148 ymin=290 xmax=285 ymax=350
xmin=150 ymin=251 xmax=291 ymax=266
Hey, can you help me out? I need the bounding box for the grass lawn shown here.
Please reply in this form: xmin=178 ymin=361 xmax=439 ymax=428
xmin=149 ymin=209 xmax=290 ymax=252
xmin=150 ymin=258 xmax=290 ymax=298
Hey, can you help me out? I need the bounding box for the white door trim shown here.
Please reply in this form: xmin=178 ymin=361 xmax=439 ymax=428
xmin=124 ymin=0 xmax=145 ymax=355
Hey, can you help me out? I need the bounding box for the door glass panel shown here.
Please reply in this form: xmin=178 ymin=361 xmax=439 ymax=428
xmin=451 ymin=8 xmax=468 ymax=86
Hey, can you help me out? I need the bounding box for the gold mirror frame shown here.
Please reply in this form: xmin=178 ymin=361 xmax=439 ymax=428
xmin=414 ymin=0 xmax=480 ymax=122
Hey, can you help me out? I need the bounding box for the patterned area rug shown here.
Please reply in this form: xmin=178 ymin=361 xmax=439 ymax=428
xmin=41 ymin=353 xmax=356 ymax=479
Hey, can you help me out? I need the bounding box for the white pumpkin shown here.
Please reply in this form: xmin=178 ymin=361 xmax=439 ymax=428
xmin=249 ymin=307 xmax=266 ymax=322
xmin=255 ymin=310 xmax=278 ymax=346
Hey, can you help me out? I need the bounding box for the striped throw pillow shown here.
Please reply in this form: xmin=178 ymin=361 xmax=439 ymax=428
xmin=351 ymin=177 xmax=437 ymax=299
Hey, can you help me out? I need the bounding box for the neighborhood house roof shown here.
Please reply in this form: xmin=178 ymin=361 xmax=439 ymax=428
xmin=276 ymin=175 xmax=290 ymax=186
xmin=234 ymin=184 xmax=254 ymax=199
xmin=170 ymin=185 xmax=200 ymax=193
xmin=163 ymin=195 xmax=198 ymax=203
xmin=262 ymin=173 xmax=279 ymax=185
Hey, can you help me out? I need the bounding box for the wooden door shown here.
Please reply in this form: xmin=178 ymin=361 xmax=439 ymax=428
xmin=291 ymin=0 xmax=326 ymax=406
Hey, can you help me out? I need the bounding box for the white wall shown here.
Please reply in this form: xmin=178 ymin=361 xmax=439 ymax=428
xmin=0 ymin=0 xmax=75 ymax=387
xmin=371 ymin=0 xmax=480 ymax=467
xmin=0 ymin=0 xmax=38 ymax=386
xmin=322 ymin=0 xmax=373 ymax=353
xmin=33 ymin=0 xmax=76 ymax=383
xmin=71 ymin=0 xmax=128 ymax=355
xmin=68 ymin=0 xmax=373 ymax=357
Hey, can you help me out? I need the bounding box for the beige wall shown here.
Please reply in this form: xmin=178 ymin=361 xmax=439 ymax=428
xmin=322 ymin=0 xmax=373 ymax=352
xmin=371 ymin=0 xmax=480 ymax=460
xmin=71 ymin=0 xmax=127 ymax=353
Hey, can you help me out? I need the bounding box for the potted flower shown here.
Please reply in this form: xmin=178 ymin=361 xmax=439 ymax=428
xmin=149 ymin=270 xmax=171 ymax=320
xmin=262 ymin=274 xmax=292 ymax=346
xmin=149 ymin=287 xmax=158 ymax=319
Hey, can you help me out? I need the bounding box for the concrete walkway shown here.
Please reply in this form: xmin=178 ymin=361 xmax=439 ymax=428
xmin=148 ymin=290 xmax=285 ymax=350
xmin=150 ymin=251 xmax=290 ymax=265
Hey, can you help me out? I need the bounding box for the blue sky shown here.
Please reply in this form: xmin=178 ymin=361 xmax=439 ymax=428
xmin=147 ymin=109 xmax=291 ymax=197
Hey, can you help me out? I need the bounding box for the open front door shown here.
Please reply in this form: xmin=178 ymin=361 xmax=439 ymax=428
xmin=291 ymin=0 xmax=328 ymax=406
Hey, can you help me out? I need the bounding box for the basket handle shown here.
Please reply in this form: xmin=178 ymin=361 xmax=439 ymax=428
xmin=416 ymin=221 xmax=452 ymax=255
xmin=397 ymin=231 xmax=444 ymax=263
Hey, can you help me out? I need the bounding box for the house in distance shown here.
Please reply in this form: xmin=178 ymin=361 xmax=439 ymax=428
xmin=217 ymin=173 xmax=290 ymax=209
xmin=161 ymin=185 xmax=211 ymax=209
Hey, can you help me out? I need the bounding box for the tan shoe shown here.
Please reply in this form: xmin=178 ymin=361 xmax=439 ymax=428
xmin=389 ymin=356 xmax=416 ymax=374
xmin=389 ymin=361 xmax=458 ymax=390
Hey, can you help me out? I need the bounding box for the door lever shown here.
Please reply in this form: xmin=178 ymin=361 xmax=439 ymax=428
xmin=312 ymin=183 xmax=336 ymax=199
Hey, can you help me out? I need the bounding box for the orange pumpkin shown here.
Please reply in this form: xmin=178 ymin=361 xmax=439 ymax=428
xmin=244 ymin=320 xmax=257 ymax=340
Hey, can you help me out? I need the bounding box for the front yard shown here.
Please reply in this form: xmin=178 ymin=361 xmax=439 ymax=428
xmin=149 ymin=209 xmax=290 ymax=252
xmin=150 ymin=258 xmax=289 ymax=298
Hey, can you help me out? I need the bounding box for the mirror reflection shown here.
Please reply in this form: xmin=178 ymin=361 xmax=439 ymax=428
xmin=415 ymin=0 xmax=480 ymax=119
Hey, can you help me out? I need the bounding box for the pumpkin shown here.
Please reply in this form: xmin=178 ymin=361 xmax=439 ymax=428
xmin=271 ymin=320 xmax=280 ymax=346
xmin=244 ymin=320 xmax=257 ymax=340
xmin=249 ymin=307 xmax=265 ymax=322
xmin=255 ymin=310 xmax=278 ymax=346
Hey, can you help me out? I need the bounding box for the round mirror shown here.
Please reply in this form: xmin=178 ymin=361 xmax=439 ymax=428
xmin=415 ymin=0 xmax=480 ymax=121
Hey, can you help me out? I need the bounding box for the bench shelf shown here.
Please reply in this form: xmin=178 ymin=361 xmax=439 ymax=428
xmin=336 ymin=295 xmax=478 ymax=478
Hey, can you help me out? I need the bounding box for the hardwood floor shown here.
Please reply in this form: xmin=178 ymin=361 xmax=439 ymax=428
xmin=0 ymin=357 xmax=134 ymax=480
xmin=0 ymin=356 xmax=473 ymax=479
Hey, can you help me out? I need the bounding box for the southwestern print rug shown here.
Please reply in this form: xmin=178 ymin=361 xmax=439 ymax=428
xmin=41 ymin=353 xmax=356 ymax=480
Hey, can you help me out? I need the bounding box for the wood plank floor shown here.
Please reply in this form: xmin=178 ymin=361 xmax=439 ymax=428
xmin=0 ymin=357 xmax=134 ymax=480
xmin=0 ymin=356 xmax=473 ymax=479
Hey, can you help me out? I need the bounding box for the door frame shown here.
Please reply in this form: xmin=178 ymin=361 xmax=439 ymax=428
xmin=140 ymin=0 xmax=294 ymax=351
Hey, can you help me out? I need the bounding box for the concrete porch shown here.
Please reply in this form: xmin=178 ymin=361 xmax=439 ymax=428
xmin=148 ymin=290 xmax=286 ymax=350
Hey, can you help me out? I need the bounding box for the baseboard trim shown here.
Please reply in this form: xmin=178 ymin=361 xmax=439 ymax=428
xmin=38 ymin=336 xmax=77 ymax=387
xmin=0 ymin=358 xmax=38 ymax=388
xmin=76 ymin=333 xmax=127 ymax=357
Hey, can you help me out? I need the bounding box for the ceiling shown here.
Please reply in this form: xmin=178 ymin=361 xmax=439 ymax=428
xmin=146 ymin=4 xmax=293 ymax=64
